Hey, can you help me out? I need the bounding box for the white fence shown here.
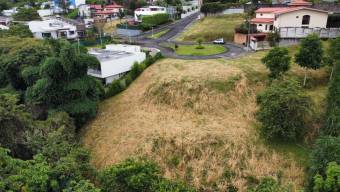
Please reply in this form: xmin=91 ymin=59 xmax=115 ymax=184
xmin=279 ymin=27 xmax=340 ymax=39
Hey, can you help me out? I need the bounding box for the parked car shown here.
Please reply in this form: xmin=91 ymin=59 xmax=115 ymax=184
xmin=213 ymin=38 xmax=224 ymax=44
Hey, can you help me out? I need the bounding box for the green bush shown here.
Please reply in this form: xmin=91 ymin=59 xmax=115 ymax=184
xmin=313 ymin=162 xmax=340 ymax=192
xmin=142 ymin=13 xmax=169 ymax=27
xmin=256 ymin=78 xmax=313 ymax=141
xmin=308 ymin=136 xmax=340 ymax=191
xmin=99 ymin=159 xmax=160 ymax=192
xmin=105 ymin=53 xmax=163 ymax=98
xmin=248 ymin=177 xmax=291 ymax=192
xmin=261 ymin=47 xmax=291 ymax=79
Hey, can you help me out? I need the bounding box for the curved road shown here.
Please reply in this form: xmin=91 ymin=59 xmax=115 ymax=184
xmin=131 ymin=12 xmax=246 ymax=60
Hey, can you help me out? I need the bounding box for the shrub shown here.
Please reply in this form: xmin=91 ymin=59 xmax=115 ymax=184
xmin=261 ymin=47 xmax=291 ymax=79
xmin=248 ymin=177 xmax=290 ymax=192
xmin=256 ymin=78 xmax=312 ymax=141
xmin=266 ymin=31 xmax=280 ymax=47
xmin=99 ymin=159 xmax=160 ymax=192
xmin=308 ymin=136 xmax=340 ymax=191
xmin=200 ymin=3 xmax=225 ymax=16
xmin=313 ymin=162 xmax=340 ymax=192
xmin=142 ymin=13 xmax=169 ymax=27
xmin=130 ymin=62 xmax=143 ymax=80
xmin=106 ymin=80 xmax=124 ymax=98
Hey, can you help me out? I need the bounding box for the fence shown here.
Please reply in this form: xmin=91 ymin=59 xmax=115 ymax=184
xmin=279 ymin=27 xmax=340 ymax=39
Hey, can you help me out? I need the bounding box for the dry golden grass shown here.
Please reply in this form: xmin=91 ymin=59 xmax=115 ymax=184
xmin=81 ymin=49 xmax=328 ymax=191
xmin=103 ymin=19 xmax=126 ymax=34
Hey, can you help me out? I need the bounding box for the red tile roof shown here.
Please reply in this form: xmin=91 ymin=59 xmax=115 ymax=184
xmin=256 ymin=6 xmax=328 ymax=15
xmin=288 ymin=0 xmax=312 ymax=6
xmin=105 ymin=4 xmax=123 ymax=9
xmin=90 ymin=4 xmax=102 ymax=10
xmin=250 ymin=18 xmax=274 ymax=23
xmin=256 ymin=7 xmax=287 ymax=13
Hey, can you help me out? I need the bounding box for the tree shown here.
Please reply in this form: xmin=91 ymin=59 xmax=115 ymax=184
xmin=26 ymin=41 xmax=103 ymax=127
xmin=325 ymin=60 xmax=340 ymax=137
xmin=13 ymin=7 xmax=40 ymax=21
xmin=266 ymin=31 xmax=280 ymax=47
xmin=327 ymin=37 xmax=340 ymax=80
xmin=0 ymin=93 xmax=33 ymax=158
xmin=313 ymin=162 xmax=340 ymax=192
xmin=8 ymin=23 xmax=33 ymax=38
xmin=256 ymin=78 xmax=312 ymax=141
xmin=295 ymin=33 xmax=323 ymax=86
xmin=118 ymin=8 xmax=125 ymax=23
xmin=308 ymin=136 xmax=340 ymax=191
xmin=196 ymin=38 xmax=204 ymax=49
xmin=261 ymin=47 xmax=291 ymax=79
xmin=200 ymin=3 xmax=225 ymax=16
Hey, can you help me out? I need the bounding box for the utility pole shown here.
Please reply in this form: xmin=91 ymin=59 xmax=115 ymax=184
xmin=247 ymin=16 xmax=251 ymax=51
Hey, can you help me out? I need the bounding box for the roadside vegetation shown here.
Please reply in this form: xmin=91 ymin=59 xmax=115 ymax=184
xmin=176 ymin=14 xmax=244 ymax=42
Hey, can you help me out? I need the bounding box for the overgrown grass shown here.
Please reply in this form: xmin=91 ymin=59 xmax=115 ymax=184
xmin=176 ymin=14 xmax=245 ymax=42
xmin=81 ymin=45 xmax=330 ymax=191
xmin=147 ymin=29 xmax=169 ymax=39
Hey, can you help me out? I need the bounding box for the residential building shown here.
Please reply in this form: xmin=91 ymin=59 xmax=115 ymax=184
xmin=134 ymin=6 xmax=167 ymax=22
xmin=0 ymin=16 xmax=12 ymax=26
xmin=53 ymin=0 xmax=85 ymax=9
xmin=2 ymin=8 xmax=18 ymax=17
xmin=28 ymin=17 xmax=85 ymax=39
xmin=94 ymin=4 xmax=124 ymax=19
xmin=250 ymin=0 xmax=328 ymax=32
xmin=87 ymin=44 xmax=146 ymax=84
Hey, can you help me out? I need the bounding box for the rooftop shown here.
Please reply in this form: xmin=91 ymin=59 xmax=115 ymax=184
xmin=28 ymin=19 xmax=75 ymax=33
xmin=89 ymin=49 xmax=133 ymax=62
xmin=256 ymin=6 xmax=328 ymax=15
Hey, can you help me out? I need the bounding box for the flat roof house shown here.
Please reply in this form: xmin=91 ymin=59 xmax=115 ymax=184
xmin=250 ymin=0 xmax=328 ymax=33
xmin=88 ymin=44 xmax=146 ymax=84
xmin=134 ymin=6 xmax=167 ymax=22
xmin=28 ymin=17 xmax=85 ymax=39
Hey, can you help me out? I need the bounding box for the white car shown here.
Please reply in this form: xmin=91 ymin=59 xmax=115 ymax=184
xmin=213 ymin=38 xmax=224 ymax=44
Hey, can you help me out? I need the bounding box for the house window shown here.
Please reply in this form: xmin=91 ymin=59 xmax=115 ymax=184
xmin=258 ymin=24 xmax=262 ymax=26
xmin=42 ymin=33 xmax=51 ymax=38
xmin=265 ymin=25 xmax=268 ymax=30
xmin=269 ymin=25 xmax=273 ymax=30
xmin=69 ymin=31 xmax=75 ymax=35
xmin=296 ymin=16 xmax=299 ymax=18
xmin=260 ymin=13 xmax=263 ymax=16
xmin=302 ymin=15 xmax=310 ymax=25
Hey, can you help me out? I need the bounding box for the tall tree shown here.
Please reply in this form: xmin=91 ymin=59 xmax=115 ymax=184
xmin=261 ymin=47 xmax=291 ymax=79
xmin=295 ymin=33 xmax=323 ymax=86
xmin=256 ymin=78 xmax=312 ymax=141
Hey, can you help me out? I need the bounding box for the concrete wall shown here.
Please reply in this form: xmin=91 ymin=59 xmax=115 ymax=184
xmin=223 ymin=8 xmax=244 ymax=15
xmin=277 ymin=10 xmax=328 ymax=28
xmin=117 ymin=28 xmax=142 ymax=37
xmin=279 ymin=27 xmax=340 ymax=38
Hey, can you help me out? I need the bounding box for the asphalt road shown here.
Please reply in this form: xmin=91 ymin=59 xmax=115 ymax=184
xmin=132 ymin=12 xmax=246 ymax=60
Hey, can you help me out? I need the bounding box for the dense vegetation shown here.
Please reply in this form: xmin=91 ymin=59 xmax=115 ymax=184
xmin=257 ymin=34 xmax=340 ymax=191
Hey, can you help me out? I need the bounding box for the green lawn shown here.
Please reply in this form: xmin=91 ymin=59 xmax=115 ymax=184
xmin=172 ymin=44 xmax=227 ymax=56
xmin=147 ymin=29 xmax=169 ymax=39
xmin=176 ymin=14 xmax=245 ymax=42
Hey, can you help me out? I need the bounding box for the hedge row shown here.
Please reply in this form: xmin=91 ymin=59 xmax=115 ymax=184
xmin=105 ymin=52 xmax=163 ymax=98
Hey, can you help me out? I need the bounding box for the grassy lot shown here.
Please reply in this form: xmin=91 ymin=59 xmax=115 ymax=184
xmin=147 ymin=29 xmax=169 ymax=39
xmin=177 ymin=14 xmax=245 ymax=42
xmin=171 ymin=44 xmax=227 ymax=56
xmin=103 ymin=19 xmax=126 ymax=34
xmin=81 ymin=44 xmax=329 ymax=191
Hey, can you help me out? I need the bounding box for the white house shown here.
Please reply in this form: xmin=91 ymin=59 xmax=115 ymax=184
xmin=28 ymin=17 xmax=85 ymax=39
xmin=2 ymin=8 xmax=18 ymax=17
xmin=250 ymin=0 xmax=328 ymax=33
xmin=87 ymin=44 xmax=146 ymax=84
xmin=0 ymin=16 xmax=12 ymax=26
xmin=134 ymin=6 xmax=167 ymax=22
xmin=53 ymin=0 xmax=85 ymax=9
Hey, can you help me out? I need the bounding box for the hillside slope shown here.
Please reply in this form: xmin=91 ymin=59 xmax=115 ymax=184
xmin=81 ymin=51 xmax=328 ymax=191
